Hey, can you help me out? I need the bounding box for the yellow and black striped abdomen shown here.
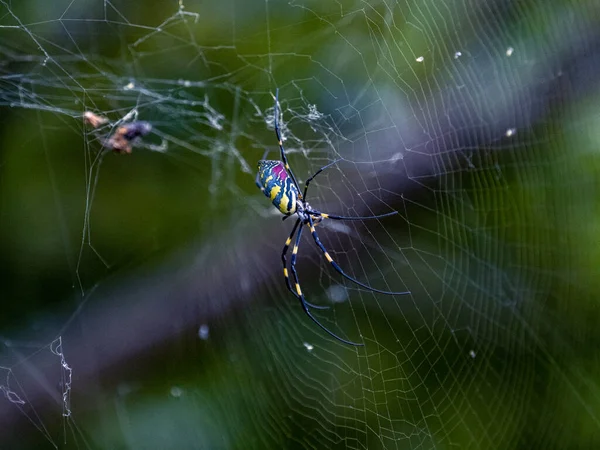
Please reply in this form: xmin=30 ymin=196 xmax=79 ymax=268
xmin=257 ymin=160 xmax=298 ymax=215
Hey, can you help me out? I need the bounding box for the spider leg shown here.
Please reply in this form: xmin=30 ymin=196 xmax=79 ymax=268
xmin=273 ymin=88 xmax=302 ymax=194
xmin=306 ymin=209 xmax=399 ymax=221
xmin=282 ymin=219 xmax=328 ymax=310
xmin=255 ymin=149 xmax=270 ymax=193
xmin=303 ymin=159 xmax=342 ymax=200
xmin=290 ymin=222 xmax=363 ymax=346
xmin=306 ymin=215 xmax=410 ymax=296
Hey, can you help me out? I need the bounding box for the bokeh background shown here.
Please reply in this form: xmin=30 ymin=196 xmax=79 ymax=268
xmin=1 ymin=0 xmax=600 ymax=448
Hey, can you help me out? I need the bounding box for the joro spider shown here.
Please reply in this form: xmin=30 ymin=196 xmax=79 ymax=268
xmin=256 ymin=89 xmax=410 ymax=346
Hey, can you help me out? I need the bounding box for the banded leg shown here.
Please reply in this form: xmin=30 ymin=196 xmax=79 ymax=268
xmin=306 ymin=215 xmax=410 ymax=296
xmin=282 ymin=219 xmax=328 ymax=310
xmin=306 ymin=209 xmax=398 ymax=221
xmin=303 ymin=159 xmax=341 ymax=200
xmin=290 ymin=222 xmax=363 ymax=346
xmin=272 ymin=89 xmax=302 ymax=194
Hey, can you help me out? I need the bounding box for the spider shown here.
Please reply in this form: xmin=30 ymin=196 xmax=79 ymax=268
xmin=256 ymin=89 xmax=410 ymax=346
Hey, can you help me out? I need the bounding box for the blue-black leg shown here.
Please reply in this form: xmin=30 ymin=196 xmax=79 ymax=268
xmin=303 ymin=159 xmax=342 ymax=200
xmin=255 ymin=174 xmax=264 ymax=193
xmin=281 ymin=219 xmax=328 ymax=310
xmin=290 ymin=222 xmax=363 ymax=346
xmin=256 ymin=149 xmax=270 ymax=193
xmin=306 ymin=215 xmax=410 ymax=296
xmin=273 ymin=88 xmax=302 ymax=194
xmin=306 ymin=209 xmax=399 ymax=221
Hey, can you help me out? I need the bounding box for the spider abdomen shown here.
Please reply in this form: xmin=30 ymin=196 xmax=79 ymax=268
xmin=257 ymin=160 xmax=298 ymax=215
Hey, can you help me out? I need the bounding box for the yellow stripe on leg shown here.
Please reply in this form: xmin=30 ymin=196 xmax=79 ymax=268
xmin=295 ymin=283 xmax=302 ymax=296
xmin=283 ymin=268 xmax=288 ymax=277
xmin=324 ymin=252 xmax=333 ymax=263
xmin=285 ymin=237 xmax=292 ymax=246
xmin=292 ymin=245 xmax=298 ymax=255
xmin=321 ymin=213 xmax=329 ymax=219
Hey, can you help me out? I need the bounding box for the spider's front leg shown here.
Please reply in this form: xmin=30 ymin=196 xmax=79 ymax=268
xmin=288 ymin=221 xmax=363 ymax=346
xmin=281 ymin=218 xmax=328 ymax=310
xmin=306 ymin=215 xmax=410 ymax=296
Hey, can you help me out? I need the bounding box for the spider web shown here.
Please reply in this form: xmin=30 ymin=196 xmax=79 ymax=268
xmin=1 ymin=0 xmax=600 ymax=448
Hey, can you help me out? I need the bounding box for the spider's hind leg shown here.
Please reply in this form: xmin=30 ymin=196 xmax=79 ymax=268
xmin=272 ymin=88 xmax=301 ymax=193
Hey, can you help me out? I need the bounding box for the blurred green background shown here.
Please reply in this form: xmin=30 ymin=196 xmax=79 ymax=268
xmin=1 ymin=0 xmax=600 ymax=448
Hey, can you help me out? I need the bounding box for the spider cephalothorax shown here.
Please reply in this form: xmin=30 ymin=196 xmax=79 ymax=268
xmin=256 ymin=89 xmax=410 ymax=346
